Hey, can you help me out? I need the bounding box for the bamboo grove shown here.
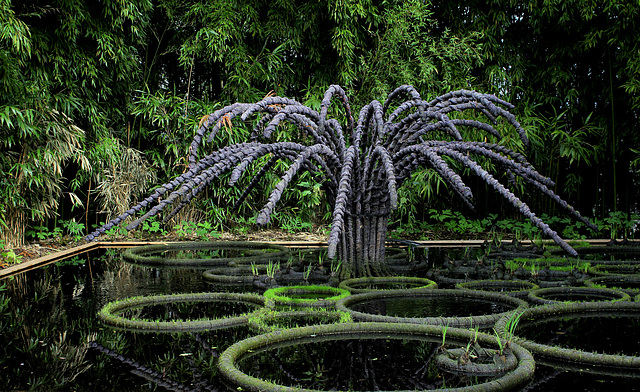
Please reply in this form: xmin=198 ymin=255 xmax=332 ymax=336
xmin=1 ymin=0 xmax=639 ymax=247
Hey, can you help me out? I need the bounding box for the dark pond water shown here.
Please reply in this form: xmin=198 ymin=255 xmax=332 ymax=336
xmin=237 ymin=338 xmax=493 ymax=391
xmin=1 ymin=246 xmax=640 ymax=391
xmin=537 ymin=292 xmax=623 ymax=302
xmin=121 ymin=300 xmax=257 ymax=322
xmin=349 ymin=282 xmax=426 ymax=290
xmin=159 ymin=248 xmax=271 ymax=259
xmin=147 ymin=246 xmax=287 ymax=261
xmin=350 ymin=296 xmax=515 ymax=318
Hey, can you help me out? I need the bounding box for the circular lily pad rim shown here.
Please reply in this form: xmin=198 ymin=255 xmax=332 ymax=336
xmin=527 ymin=286 xmax=631 ymax=305
xmin=264 ymin=285 xmax=351 ymax=308
xmin=246 ymin=308 xmax=351 ymax=333
xmin=203 ymin=265 xmax=262 ymax=283
xmin=495 ymin=301 xmax=640 ymax=371
xmin=435 ymin=347 xmax=518 ymax=376
xmin=584 ymin=275 xmax=640 ymax=295
xmin=123 ymin=241 xmax=290 ymax=266
xmin=218 ymin=321 xmax=535 ymax=392
xmin=98 ymin=292 xmax=265 ymax=332
xmin=589 ymin=261 xmax=640 ymax=276
xmin=339 ymin=276 xmax=437 ymax=294
xmin=456 ymin=279 xmax=539 ymax=296
xmin=335 ymin=288 xmax=527 ymax=329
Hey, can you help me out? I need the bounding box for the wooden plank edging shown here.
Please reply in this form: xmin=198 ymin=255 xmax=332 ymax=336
xmin=0 ymin=238 xmax=633 ymax=280
xmin=0 ymin=240 xmax=327 ymax=279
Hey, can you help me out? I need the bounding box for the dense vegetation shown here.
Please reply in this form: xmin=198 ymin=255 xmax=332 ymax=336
xmin=1 ymin=0 xmax=639 ymax=248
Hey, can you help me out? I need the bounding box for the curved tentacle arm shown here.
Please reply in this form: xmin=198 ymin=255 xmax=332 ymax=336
xmin=449 ymin=119 xmax=503 ymax=140
xmin=370 ymin=145 xmax=398 ymax=210
xmin=355 ymin=101 xmax=385 ymax=153
xmin=231 ymin=155 xmax=279 ymax=212
xmin=319 ymin=84 xmax=354 ymax=135
xmin=421 ymin=141 xmax=552 ymax=187
xmin=203 ymin=105 xmax=250 ymax=143
xmin=240 ymin=96 xmax=303 ymax=122
xmin=427 ymin=89 xmax=514 ymax=111
xmin=261 ymin=105 xmax=321 ymax=139
xmin=324 ymin=118 xmax=347 ymax=158
xmin=437 ymin=147 xmax=577 ymax=256
xmin=394 ymin=146 xmax=475 ymax=209
xmin=327 ymin=145 xmax=357 ymax=259
xmin=227 ymin=144 xmax=291 ymax=187
xmin=387 ymin=99 xmax=432 ymax=125
xmin=426 ymin=90 xmax=528 ymax=146
xmin=86 ymin=143 xmax=250 ymax=241
xmin=251 ymin=112 xmax=275 ymax=139
xmin=382 ymin=84 xmax=423 ymax=117
xmin=290 ymin=113 xmax=336 ymax=151
xmin=256 ymin=144 xmax=340 ymax=225
xmin=388 ymin=110 xmax=463 ymax=146
xmin=437 ymin=142 xmax=595 ymax=230
xmin=230 ymin=148 xmax=331 ymax=211
xmin=189 ymin=103 xmax=252 ymax=168
xmin=127 ymin=146 xmax=253 ymax=231
xmin=359 ymin=145 xmax=399 ymax=219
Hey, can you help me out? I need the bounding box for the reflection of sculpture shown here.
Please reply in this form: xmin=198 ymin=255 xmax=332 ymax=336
xmin=86 ymin=85 xmax=594 ymax=278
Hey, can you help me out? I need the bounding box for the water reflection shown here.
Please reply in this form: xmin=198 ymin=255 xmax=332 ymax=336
xmin=2 ymin=246 xmax=639 ymax=391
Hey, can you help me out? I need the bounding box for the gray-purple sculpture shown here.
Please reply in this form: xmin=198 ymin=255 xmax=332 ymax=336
xmin=86 ymin=85 xmax=595 ymax=278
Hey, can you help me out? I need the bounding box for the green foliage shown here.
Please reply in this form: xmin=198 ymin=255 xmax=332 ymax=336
xmin=0 ymin=240 xmax=21 ymax=265
xmin=495 ymin=309 xmax=525 ymax=350
xmin=101 ymin=223 xmax=130 ymax=240
xmin=434 ymin=0 xmax=640 ymax=215
xmin=266 ymin=260 xmax=280 ymax=279
xmin=141 ymin=216 xmax=168 ymax=236
xmin=359 ymin=0 xmax=483 ymax=99
xmin=2 ymin=0 xmax=639 ymax=247
xmin=168 ymin=0 xmax=484 ymax=105
xmin=504 ymin=257 xmax=590 ymax=274
xmin=60 ymin=220 xmax=85 ymax=242
xmin=598 ymin=211 xmax=640 ymax=239
xmin=92 ymin=137 xmax=157 ymax=221
xmin=172 ymin=221 xmax=198 ymax=240
xmin=0 ymin=0 xmax=152 ymax=246
xmin=171 ymin=220 xmax=220 ymax=240
xmin=25 ymin=219 xmax=85 ymax=242
xmin=272 ymin=212 xmax=314 ymax=234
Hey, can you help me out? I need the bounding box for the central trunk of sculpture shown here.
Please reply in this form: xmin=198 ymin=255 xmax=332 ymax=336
xmin=338 ymin=213 xmax=390 ymax=279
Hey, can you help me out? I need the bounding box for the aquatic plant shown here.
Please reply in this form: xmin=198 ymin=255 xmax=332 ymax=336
xmin=526 ymin=286 xmax=631 ymax=305
xmin=98 ymin=292 xmax=265 ymax=332
xmin=338 ymin=276 xmax=437 ymax=293
xmin=494 ymin=301 xmax=640 ymax=374
xmin=263 ymin=285 xmax=351 ymax=308
xmin=86 ymin=85 xmax=595 ymax=278
xmin=246 ymin=307 xmax=351 ymax=333
xmin=265 ymin=260 xmax=280 ymax=279
xmin=218 ymin=322 xmax=536 ymax=392
xmin=335 ymin=288 xmax=527 ymax=329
